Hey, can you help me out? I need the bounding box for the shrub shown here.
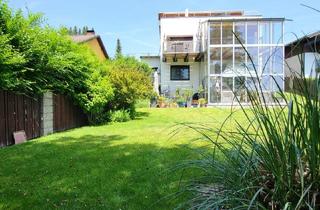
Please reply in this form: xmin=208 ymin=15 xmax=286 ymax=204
xmin=106 ymin=57 xmax=153 ymax=113
xmin=110 ymin=109 xmax=131 ymax=122
xmin=0 ymin=1 xmax=115 ymax=125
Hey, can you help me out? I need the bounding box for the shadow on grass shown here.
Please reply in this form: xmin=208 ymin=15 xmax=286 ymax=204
xmin=0 ymin=134 xmax=196 ymax=210
xmin=134 ymin=111 xmax=150 ymax=120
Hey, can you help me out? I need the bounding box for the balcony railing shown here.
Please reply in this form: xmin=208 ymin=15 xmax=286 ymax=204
xmin=164 ymin=40 xmax=195 ymax=53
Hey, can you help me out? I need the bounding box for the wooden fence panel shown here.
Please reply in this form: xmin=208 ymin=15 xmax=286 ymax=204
xmin=0 ymin=90 xmax=41 ymax=147
xmin=53 ymin=94 xmax=87 ymax=132
xmin=0 ymin=91 xmax=6 ymax=147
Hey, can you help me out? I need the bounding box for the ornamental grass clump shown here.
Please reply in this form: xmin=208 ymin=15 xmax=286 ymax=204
xmin=176 ymin=41 xmax=320 ymax=210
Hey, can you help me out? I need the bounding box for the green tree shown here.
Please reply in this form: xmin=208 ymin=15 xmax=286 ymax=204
xmin=73 ymin=26 xmax=77 ymax=35
xmin=115 ymin=38 xmax=122 ymax=59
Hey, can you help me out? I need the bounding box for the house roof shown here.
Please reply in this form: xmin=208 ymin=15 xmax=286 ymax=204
xmin=71 ymin=34 xmax=109 ymax=59
xmin=285 ymin=31 xmax=320 ymax=58
xmin=159 ymin=10 xmax=245 ymax=20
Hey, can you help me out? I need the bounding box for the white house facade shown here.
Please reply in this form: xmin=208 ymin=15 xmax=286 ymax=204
xmin=142 ymin=11 xmax=285 ymax=105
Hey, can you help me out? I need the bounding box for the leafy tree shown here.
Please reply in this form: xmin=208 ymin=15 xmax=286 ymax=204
xmin=105 ymin=57 xmax=153 ymax=117
xmin=115 ymin=38 xmax=122 ymax=59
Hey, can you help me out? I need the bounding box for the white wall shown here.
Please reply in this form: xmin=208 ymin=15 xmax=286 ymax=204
xmin=285 ymin=52 xmax=320 ymax=78
xmin=160 ymin=17 xmax=206 ymax=97
xmin=141 ymin=57 xmax=161 ymax=70
xmin=160 ymin=60 xmax=200 ymax=97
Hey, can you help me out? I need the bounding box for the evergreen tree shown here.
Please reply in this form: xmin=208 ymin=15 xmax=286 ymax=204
xmin=78 ymin=28 xmax=81 ymax=35
xmin=73 ymin=26 xmax=78 ymax=35
xmin=69 ymin=27 xmax=73 ymax=35
xmin=115 ymin=38 xmax=122 ymax=59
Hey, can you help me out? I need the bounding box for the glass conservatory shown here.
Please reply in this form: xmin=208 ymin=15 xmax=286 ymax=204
xmin=203 ymin=19 xmax=285 ymax=105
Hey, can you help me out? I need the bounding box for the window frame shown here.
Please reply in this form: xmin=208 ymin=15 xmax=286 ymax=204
xmin=170 ymin=65 xmax=190 ymax=81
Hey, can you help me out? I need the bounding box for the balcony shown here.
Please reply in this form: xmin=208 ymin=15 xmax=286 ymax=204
xmin=165 ymin=40 xmax=194 ymax=53
xmin=162 ymin=37 xmax=202 ymax=62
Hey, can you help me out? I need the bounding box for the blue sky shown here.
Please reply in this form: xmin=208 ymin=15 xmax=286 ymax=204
xmin=8 ymin=0 xmax=320 ymax=58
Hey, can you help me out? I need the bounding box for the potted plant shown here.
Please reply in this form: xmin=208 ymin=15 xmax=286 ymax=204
xmin=198 ymin=98 xmax=207 ymax=108
xmin=183 ymin=88 xmax=193 ymax=107
xmin=176 ymin=97 xmax=186 ymax=108
xmin=157 ymin=96 xmax=166 ymax=108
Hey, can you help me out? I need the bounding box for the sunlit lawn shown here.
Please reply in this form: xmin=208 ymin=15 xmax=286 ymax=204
xmin=0 ymin=108 xmax=244 ymax=209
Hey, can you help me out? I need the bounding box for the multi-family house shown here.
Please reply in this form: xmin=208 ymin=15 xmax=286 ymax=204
xmin=141 ymin=10 xmax=285 ymax=105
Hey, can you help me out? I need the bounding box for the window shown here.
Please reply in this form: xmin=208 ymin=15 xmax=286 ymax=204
xmin=247 ymin=47 xmax=258 ymax=73
xmin=222 ymin=22 xmax=233 ymax=44
xmin=222 ymin=47 xmax=233 ymax=74
xmin=234 ymin=22 xmax=246 ymax=44
xmin=259 ymin=22 xmax=270 ymax=44
xmin=247 ymin=22 xmax=258 ymax=44
xmin=260 ymin=47 xmax=271 ymax=74
xmin=210 ymin=48 xmax=221 ymax=74
xmin=272 ymin=22 xmax=283 ymax=44
xmin=222 ymin=77 xmax=233 ymax=91
xmin=209 ymin=76 xmax=221 ymax=103
xmin=210 ymin=23 xmax=221 ymax=44
xmin=234 ymin=47 xmax=246 ymax=74
xmin=271 ymin=47 xmax=283 ymax=74
xmin=170 ymin=65 xmax=190 ymax=80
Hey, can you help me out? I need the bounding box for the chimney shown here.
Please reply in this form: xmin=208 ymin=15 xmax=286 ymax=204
xmin=86 ymin=28 xmax=95 ymax=35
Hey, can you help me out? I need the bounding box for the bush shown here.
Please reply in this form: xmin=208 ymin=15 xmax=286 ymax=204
xmin=0 ymin=2 xmax=153 ymax=125
xmin=110 ymin=109 xmax=131 ymax=122
xmin=106 ymin=57 xmax=153 ymax=113
xmin=0 ymin=1 xmax=115 ymax=125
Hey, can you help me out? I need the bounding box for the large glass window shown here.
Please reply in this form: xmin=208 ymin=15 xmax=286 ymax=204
xmin=210 ymin=48 xmax=221 ymax=74
xmin=234 ymin=47 xmax=246 ymax=74
xmin=210 ymin=23 xmax=221 ymax=45
xmin=222 ymin=22 xmax=233 ymax=44
xmin=222 ymin=77 xmax=233 ymax=91
xmin=271 ymin=47 xmax=283 ymax=74
xmin=234 ymin=76 xmax=246 ymax=102
xmin=246 ymin=77 xmax=259 ymax=91
xmin=209 ymin=77 xmax=221 ymax=103
xmin=272 ymin=22 xmax=283 ymax=44
xmin=234 ymin=22 xmax=246 ymax=44
xmin=271 ymin=75 xmax=284 ymax=91
xmin=247 ymin=47 xmax=258 ymax=73
xmin=259 ymin=22 xmax=270 ymax=44
xmin=170 ymin=65 xmax=190 ymax=80
xmin=221 ymin=77 xmax=234 ymax=103
xmin=261 ymin=75 xmax=271 ymax=91
xmin=247 ymin=22 xmax=258 ymax=44
xmin=222 ymin=47 xmax=233 ymax=74
xmin=260 ymin=47 xmax=271 ymax=74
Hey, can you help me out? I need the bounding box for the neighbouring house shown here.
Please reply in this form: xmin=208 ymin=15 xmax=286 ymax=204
xmin=140 ymin=55 xmax=161 ymax=95
xmin=285 ymin=31 xmax=320 ymax=85
xmin=72 ymin=29 xmax=109 ymax=60
xmin=141 ymin=10 xmax=285 ymax=105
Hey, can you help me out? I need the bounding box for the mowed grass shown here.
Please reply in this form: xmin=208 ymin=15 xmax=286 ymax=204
xmin=0 ymin=108 xmax=244 ymax=209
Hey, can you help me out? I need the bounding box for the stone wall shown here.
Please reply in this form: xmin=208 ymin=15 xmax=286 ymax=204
xmin=41 ymin=92 xmax=53 ymax=136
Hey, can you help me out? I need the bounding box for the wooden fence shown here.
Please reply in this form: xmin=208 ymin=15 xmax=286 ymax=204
xmin=0 ymin=91 xmax=88 ymax=147
xmin=0 ymin=90 xmax=42 ymax=147
xmin=53 ymin=94 xmax=88 ymax=132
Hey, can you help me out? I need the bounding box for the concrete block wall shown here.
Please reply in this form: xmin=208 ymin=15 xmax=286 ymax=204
xmin=41 ymin=92 xmax=53 ymax=136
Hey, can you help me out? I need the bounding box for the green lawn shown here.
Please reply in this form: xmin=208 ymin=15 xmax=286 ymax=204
xmin=0 ymin=108 xmax=241 ymax=209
